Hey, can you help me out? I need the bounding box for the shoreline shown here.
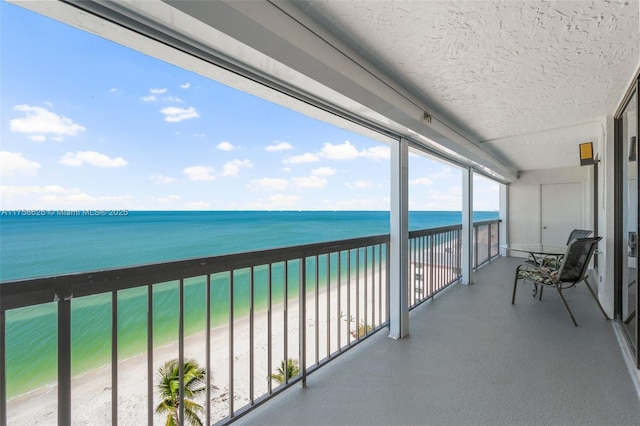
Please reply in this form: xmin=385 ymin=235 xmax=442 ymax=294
xmin=6 ymin=264 xmax=389 ymax=425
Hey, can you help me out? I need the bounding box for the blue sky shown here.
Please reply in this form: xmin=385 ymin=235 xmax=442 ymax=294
xmin=0 ymin=2 xmax=498 ymax=211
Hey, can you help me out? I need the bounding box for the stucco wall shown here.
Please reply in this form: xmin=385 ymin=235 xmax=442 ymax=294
xmin=508 ymin=166 xmax=592 ymax=251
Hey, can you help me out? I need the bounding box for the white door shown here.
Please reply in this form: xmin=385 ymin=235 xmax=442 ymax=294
xmin=540 ymin=182 xmax=583 ymax=246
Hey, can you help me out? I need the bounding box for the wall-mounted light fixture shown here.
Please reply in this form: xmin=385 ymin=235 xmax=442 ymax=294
xmin=579 ymin=141 xmax=597 ymax=166
xmin=629 ymin=136 xmax=637 ymax=162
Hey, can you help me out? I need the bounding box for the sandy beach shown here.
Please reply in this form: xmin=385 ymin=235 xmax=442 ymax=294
xmin=7 ymin=265 xmax=389 ymax=426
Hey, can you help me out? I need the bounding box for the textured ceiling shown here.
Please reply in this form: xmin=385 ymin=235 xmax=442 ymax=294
xmin=292 ymin=0 xmax=639 ymax=170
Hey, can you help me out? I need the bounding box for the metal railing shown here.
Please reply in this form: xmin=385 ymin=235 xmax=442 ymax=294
xmin=0 ymin=220 xmax=500 ymax=425
xmin=408 ymin=224 xmax=462 ymax=309
xmin=473 ymin=219 xmax=501 ymax=269
xmin=1 ymin=235 xmax=390 ymax=426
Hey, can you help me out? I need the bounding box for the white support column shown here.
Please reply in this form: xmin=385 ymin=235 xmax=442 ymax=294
xmin=499 ymin=183 xmax=509 ymax=256
xmin=389 ymin=137 xmax=409 ymax=339
xmin=461 ymin=168 xmax=474 ymax=285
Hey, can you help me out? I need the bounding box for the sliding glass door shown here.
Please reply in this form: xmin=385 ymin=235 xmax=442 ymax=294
xmin=616 ymin=79 xmax=639 ymax=366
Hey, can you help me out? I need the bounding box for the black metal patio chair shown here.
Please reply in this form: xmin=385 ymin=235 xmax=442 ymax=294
xmin=512 ymin=237 xmax=609 ymax=326
xmin=525 ymin=229 xmax=593 ymax=268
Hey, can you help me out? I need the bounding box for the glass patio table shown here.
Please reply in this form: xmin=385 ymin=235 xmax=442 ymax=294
xmin=501 ymin=243 xmax=567 ymax=266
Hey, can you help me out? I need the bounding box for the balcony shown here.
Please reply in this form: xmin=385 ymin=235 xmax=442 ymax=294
xmin=2 ymin=221 xmax=501 ymax=425
xmin=3 ymin=220 xmax=639 ymax=425
xmin=238 ymin=256 xmax=640 ymax=426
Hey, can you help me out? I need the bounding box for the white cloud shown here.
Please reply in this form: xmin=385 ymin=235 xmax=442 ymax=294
xmin=10 ymin=105 xmax=86 ymax=141
xmin=268 ymin=194 xmax=300 ymax=207
xmin=222 ymin=159 xmax=253 ymax=177
xmin=163 ymin=96 xmax=183 ymax=103
xmin=0 ymin=185 xmax=133 ymax=209
xmin=60 ymin=151 xmax=127 ymax=167
xmin=292 ymin=176 xmax=327 ymax=188
xmin=247 ymin=194 xmax=300 ymax=209
xmin=30 ymin=135 xmax=47 ymax=142
xmin=184 ymin=166 xmax=216 ymax=181
xmin=266 ymin=142 xmax=293 ymax=151
xmin=284 ymin=153 xmax=320 ymax=164
xmin=328 ymin=197 xmax=389 ymax=210
xmin=429 ymin=167 xmax=456 ymax=180
xmin=319 ymin=140 xmax=390 ymax=161
xmin=247 ymin=178 xmax=289 ymax=191
xmin=346 ymin=179 xmax=374 ymax=189
xmin=141 ymin=95 xmax=156 ymax=102
xmin=150 ymin=88 xmax=167 ymax=94
xmin=363 ymin=145 xmax=390 ymax=160
xmin=109 ymin=88 xmax=118 ymax=93
xmin=160 ymin=106 xmax=199 ymax=122
xmin=320 ymin=141 xmax=360 ymax=160
xmin=180 ymin=83 xmax=191 ymax=89
xmin=185 ymin=201 xmax=210 ymax=209
xmin=411 ymin=187 xmax=462 ymax=210
xmin=149 ymin=174 xmax=176 ymax=184
xmin=157 ymin=194 xmax=181 ymax=203
xmin=217 ymin=141 xmax=235 ymax=151
xmin=1 ymin=185 xmax=66 ymax=197
xmin=0 ymin=152 xmax=41 ymax=178
xmin=410 ymin=177 xmax=433 ymax=185
xmin=311 ymin=167 xmax=336 ymax=176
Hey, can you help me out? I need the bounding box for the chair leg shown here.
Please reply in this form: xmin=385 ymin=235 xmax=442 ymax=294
xmin=538 ymin=285 xmax=544 ymax=301
xmin=512 ymin=266 xmax=521 ymax=304
xmin=554 ymin=284 xmax=578 ymax=326
xmin=582 ymin=279 xmax=610 ymax=320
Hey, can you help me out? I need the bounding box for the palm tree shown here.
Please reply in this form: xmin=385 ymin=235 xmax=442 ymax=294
xmin=155 ymin=358 xmax=207 ymax=426
xmin=270 ymin=358 xmax=299 ymax=384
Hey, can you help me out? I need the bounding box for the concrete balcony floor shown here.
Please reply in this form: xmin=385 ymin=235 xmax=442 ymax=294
xmin=238 ymin=257 xmax=640 ymax=426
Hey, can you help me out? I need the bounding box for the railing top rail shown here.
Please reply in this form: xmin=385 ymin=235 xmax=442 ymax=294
xmin=408 ymin=224 xmax=462 ymax=238
xmin=1 ymin=219 xmax=499 ymax=311
xmin=472 ymin=219 xmax=502 ymax=227
xmin=1 ymin=233 xmax=389 ymax=311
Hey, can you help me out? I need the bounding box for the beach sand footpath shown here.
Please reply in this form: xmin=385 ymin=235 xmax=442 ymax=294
xmin=7 ymin=269 xmax=387 ymax=425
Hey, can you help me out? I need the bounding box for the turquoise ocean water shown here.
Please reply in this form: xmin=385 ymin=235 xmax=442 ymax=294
xmin=0 ymin=210 xmax=497 ymax=398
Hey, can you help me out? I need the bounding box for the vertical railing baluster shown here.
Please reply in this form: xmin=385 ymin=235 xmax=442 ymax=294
xmin=356 ymin=249 xmax=360 ymax=340
xmin=337 ymin=252 xmax=341 ymax=351
xmin=459 ymin=228 xmax=463 ymax=277
xmin=420 ymin=237 xmax=423 ymax=301
xmin=410 ymin=237 xmax=414 ymax=306
xmin=385 ymin=243 xmax=391 ymax=323
xmin=429 ymin=235 xmax=434 ymax=297
xmin=315 ymin=256 xmax=319 ymax=366
xmin=364 ymin=247 xmax=368 ymax=335
xmin=249 ymin=267 xmax=254 ymax=405
xmin=205 ymin=276 xmax=211 ymax=426
xmin=283 ymin=262 xmax=288 ymax=384
xmin=112 ymin=291 xmax=118 ymax=426
xmin=326 ymin=254 xmax=331 ymax=359
xmin=378 ymin=244 xmax=382 ymax=325
xmin=178 ymin=279 xmax=184 ymax=426
xmin=371 ymin=246 xmax=376 ymax=328
xmin=58 ymin=298 xmax=71 ymax=426
xmin=267 ymin=264 xmax=272 ymax=395
xmin=489 ymin=224 xmax=494 ymax=259
xmin=347 ymin=250 xmax=351 ymax=345
xmin=147 ymin=285 xmax=153 ymax=426
xmin=228 ymin=272 xmax=234 ymax=417
xmin=448 ymin=231 xmax=452 ymax=283
xmin=474 ymin=225 xmax=479 ymax=269
xmin=299 ymin=258 xmax=306 ymax=387
xmin=0 ymin=308 xmax=6 ymax=426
